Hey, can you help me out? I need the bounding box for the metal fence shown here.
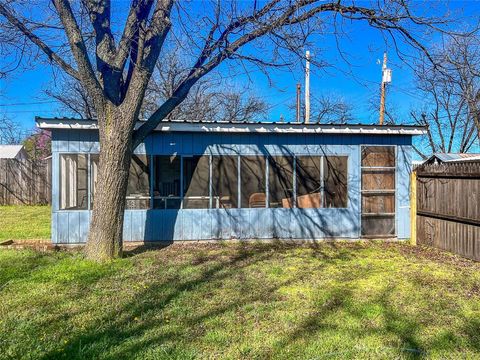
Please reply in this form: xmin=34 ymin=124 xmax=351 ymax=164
xmin=413 ymin=162 xmax=480 ymax=261
xmin=0 ymin=158 xmax=51 ymax=205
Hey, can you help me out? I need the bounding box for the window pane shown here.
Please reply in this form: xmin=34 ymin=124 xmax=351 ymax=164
xmin=212 ymin=155 xmax=238 ymax=209
xmin=362 ymin=194 xmax=395 ymax=214
xmin=153 ymin=155 xmax=180 ymax=209
xmin=268 ymin=156 xmax=294 ymax=208
xmin=296 ymin=156 xmax=321 ymax=208
xmin=361 ymin=169 xmax=395 ymax=190
xmin=361 ymin=146 xmax=395 ymax=167
xmin=59 ymin=154 xmax=88 ymax=210
xmin=126 ymin=154 xmax=151 ymax=209
xmin=183 ymin=155 xmax=210 ymax=209
xmin=361 ymin=215 xmax=395 ymax=236
xmin=90 ymin=154 xmax=99 ymax=208
xmin=240 ymin=156 xmax=266 ymax=208
xmin=324 ymin=156 xmax=348 ymax=208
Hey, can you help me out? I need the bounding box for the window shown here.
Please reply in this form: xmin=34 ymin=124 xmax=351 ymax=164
xmin=212 ymin=155 xmax=238 ymax=208
xmin=126 ymin=154 xmax=151 ymax=209
xmin=268 ymin=156 xmax=294 ymax=208
xmin=361 ymin=146 xmax=396 ymax=236
xmin=60 ymin=154 xmax=88 ymax=210
xmin=90 ymin=154 xmax=99 ymax=207
xmin=153 ymin=155 xmax=181 ymax=209
xmin=240 ymin=156 xmax=266 ymax=208
xmin=183 ymin=155 xmax=210 ymax=209
xmin=324 ymin=156 xmax=348 ymax=208
xmin=296 ymin=156 xmax=322 ymax=208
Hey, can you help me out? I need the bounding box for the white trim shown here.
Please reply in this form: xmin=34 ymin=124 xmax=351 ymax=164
xmin=36 ymin=118 xmax=427 ymax=136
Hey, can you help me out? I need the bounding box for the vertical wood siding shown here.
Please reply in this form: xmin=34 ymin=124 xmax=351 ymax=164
xmin=50 ymin=130 xmax=413 ymax=243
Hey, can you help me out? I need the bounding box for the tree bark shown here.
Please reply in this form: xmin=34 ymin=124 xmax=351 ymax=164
xmin=85 ymin=108 xmax=134 ymax=261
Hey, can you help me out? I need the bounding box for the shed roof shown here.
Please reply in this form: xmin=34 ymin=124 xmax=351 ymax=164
xmin=427 ymin=153 xmax=480 ymax=164
xmin=0 ymin=145 xmax=26 ymax=159
xmin=36 ymin=117 xmax=426 ymax=136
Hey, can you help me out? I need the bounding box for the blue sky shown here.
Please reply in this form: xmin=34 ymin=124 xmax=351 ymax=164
xmin=0 ymin=1 xmax=477 ymax=136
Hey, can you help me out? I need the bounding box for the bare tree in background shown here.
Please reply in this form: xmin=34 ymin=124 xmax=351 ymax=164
xmin=48 ymin=51 xmax=268 ymax=121
xmin=0 ymin=115 xmax=26 ymax=144
xmin=411 ymin=34 xmax=480 ymax=158
xmin=0 ymin=0 xmax=459 ymax=260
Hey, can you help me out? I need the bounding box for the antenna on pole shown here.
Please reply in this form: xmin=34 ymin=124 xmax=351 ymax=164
xmin=296 ymin=83 xmax=301 ymax=123
xmin=379 ymin=52 xmax=392 ymax=125
xmin=305 ymin=50 xmax=311 ymax=124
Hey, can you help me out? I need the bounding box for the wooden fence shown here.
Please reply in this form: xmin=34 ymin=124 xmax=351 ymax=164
xmin=414 ymin=162 xmax=480 ymax=261
xmin=0 ymin=158 xmax=51 ymax=205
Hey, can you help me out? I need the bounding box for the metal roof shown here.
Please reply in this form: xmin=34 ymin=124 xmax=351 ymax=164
xmin=0 ymin=145 xmax=26 ymax=159
xmin=35 ymin=117 xmax=427 ymax=136
xmin=429 ymin=153 xmax=480 ymax=163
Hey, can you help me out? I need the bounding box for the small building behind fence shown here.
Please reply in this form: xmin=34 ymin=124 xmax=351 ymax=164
xmin=414 ymin=159 xmax=480 ymax=261
xmin=0 ymin=145 xmax=51 ymax=205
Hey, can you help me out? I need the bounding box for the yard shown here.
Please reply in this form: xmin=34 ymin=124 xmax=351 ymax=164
xmin=1 ymin=240 xmax=479 ymax=359
xmin=0 ymin=206 xmax=50 ymax=241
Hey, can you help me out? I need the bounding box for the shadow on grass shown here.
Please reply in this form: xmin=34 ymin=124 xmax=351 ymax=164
xmin=4 ymin=241 xmax=475 ymax=359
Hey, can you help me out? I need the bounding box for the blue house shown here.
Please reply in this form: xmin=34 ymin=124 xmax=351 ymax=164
xmin=36 ymin=117 xmax=425 ymax=244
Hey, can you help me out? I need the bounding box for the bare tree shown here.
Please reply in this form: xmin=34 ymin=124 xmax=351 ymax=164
xmin=0 ymin=0 xmax=458 ymax=260
xmin=0 ymin=115 xmax=26 ymax=144
xmin=411 ymin=34 xmax=480 ymax=158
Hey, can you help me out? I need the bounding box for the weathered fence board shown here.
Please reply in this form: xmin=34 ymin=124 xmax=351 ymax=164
xmin=416 ymin=162 xmax=480 ymax=261
xmin=0 ymin=158 xmax=51 ymax=205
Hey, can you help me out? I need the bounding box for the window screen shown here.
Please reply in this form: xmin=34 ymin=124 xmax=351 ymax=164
xmin=268 ymin=156 xmax=294 ymax=208
xmin=153 ymin=155 xmax=180 ymax=209
xmin=240 ymin=156 xmax=266 ymax=208
xmin=59 ymin=154 xmax=88 ymax=210
xmin=183 ymin=155 xmax=210 ymax=209
xmin=90 ymin=154 xmax=99 ymax=208
xmin=212 ymin=155 xmax=238 ymax=209
xmin=296 ymin=156 xmax=321 ymax=208
xmin=324 ymin=156 xmax=348 ymax=208
xmin=126 ymin=154 xmax=151 ymax=209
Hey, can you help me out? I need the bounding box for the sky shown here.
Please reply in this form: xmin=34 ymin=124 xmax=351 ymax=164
xmin=0 ymin=0 xmax=478 ymax=149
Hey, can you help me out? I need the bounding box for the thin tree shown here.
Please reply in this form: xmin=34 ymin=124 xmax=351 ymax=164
xmin=0 ymin=0 xmax=455 ymax=260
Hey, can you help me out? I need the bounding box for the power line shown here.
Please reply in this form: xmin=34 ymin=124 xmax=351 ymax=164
xmin=0 ymin=100 xmax=58 ymax=107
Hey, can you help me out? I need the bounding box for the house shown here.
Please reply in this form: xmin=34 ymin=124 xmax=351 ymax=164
xmin=36 ymin=117 xmax=426 ymax=244
xmin=0 ymin=145 xmax=28 ymax=160
xmin=424 ymin=153 xmax=480 ymax=165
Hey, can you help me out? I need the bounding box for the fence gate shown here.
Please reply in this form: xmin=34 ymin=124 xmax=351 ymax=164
xmin=414 ymin=162 xmax=480 ymax=261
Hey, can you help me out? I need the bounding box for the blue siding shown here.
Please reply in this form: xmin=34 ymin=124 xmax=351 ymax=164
xmin=50 ymin=130 xmax=414 ymax=243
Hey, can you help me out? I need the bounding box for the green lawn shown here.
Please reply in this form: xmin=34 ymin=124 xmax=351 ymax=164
xmin=0 ymin=242 xmax=479 ymax=359
xmin=0 ymin=206 xmax=51 ymax=241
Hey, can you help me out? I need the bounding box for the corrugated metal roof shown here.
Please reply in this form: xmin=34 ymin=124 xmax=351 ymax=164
xmin=0 ymin=145 xmax=25 ymax=159
xmin=431 ymin=153 xmax=480 ymax=163
xmin=35 ymin=117 xmax=427 ymax=136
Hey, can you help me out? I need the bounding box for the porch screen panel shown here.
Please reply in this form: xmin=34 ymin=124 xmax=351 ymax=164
xmin=212 ymin=155 xmax=238 ymax=209
xmin=296 ymin=156 xmax=321 ymax=208
xmin=240 ymin=156 xmax=266 ymax=208
xmin=59 ymin=154 xmax=88 ymax=210
xmin=126 ymin=154 xmax=151 ymax=209
xmin=323 ymin=156 xmax=348 ymax=208
xmin=90 ymin=154 xmax=99 ymax=208
xmin=183 ymin=155 xmax=210 ymax=209
xmin=361 ymin=146 xmax=396 ymax=236
xmin=153 ymin=155 xmax=181 ymax=209
xmin=268 ymin=156 xmax=294 ymax=208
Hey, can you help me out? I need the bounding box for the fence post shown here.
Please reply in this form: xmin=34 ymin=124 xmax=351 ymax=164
xmin=410 ymin=170 xmax=417 ymax=246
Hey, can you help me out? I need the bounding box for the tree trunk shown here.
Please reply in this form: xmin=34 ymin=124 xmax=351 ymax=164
xmin=85 ymin=110 xmax=134 ymax=261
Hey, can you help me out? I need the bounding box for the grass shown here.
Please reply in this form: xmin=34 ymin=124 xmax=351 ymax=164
xmin=0 ymin=206 xmax=51 ymax=241
xmin=0 ymin=242 xmax=479 ymax=359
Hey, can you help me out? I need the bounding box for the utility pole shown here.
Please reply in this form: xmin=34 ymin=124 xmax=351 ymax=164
xmin=296 ymin=83 xmax=301 ymax=123
xmin=305 ymin=50 xmax=311 ymax=124
xmin=379 ymin=52 xmax=392 ymax=125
